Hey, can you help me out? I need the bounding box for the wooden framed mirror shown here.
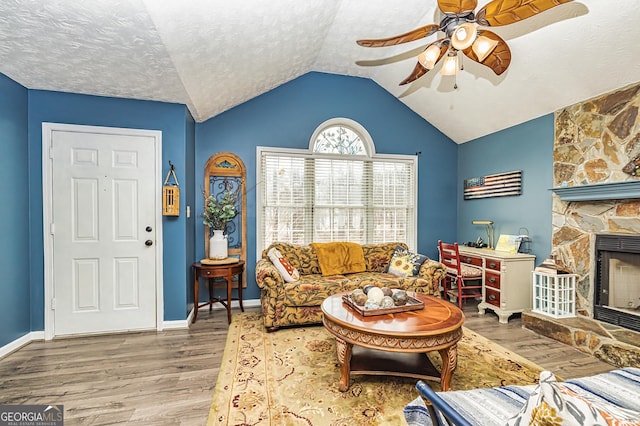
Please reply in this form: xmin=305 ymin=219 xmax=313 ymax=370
xmin=203 ymin=152 xmax=246 ymax=263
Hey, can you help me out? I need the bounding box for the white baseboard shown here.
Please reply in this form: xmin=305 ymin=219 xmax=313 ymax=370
xmin=0 ymin=331 xmax=44 ymax=359
xmin=187 ymin=298 xmax=261 ymax=325
xmin=235 ymin=299 xmax=261 ymax=309
xmin=173 ymin=298 xmax=261 ymax=328
xmin=161 ymin=319 xmax=190 ymax=330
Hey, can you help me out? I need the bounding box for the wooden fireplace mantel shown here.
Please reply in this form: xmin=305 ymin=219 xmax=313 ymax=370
xmin=551 ymin=181 xmax=640 ymax=201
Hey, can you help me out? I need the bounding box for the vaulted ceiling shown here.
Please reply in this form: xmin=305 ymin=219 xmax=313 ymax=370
xmin=1 ymin=1 xmax=639 ymax=143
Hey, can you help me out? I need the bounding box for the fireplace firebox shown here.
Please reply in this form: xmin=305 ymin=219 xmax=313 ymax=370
xmin=594 ymin=234 xmax=640 ymax=332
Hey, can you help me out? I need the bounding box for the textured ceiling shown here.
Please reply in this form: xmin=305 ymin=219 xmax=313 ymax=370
xmin=1 ymin=0 xmax=639 ymax=143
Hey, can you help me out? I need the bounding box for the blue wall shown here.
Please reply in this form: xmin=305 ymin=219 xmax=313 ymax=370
xmin=27 ymin=90 xmax=192 ymax=327
xmin=0 ymin=68 xmax=556 ymax=348
xmin=457 ymin=114 xmax=555 ymax=264
xmin=195 ymin=72 xmax=458 ymax=301
xmin=0 ymin=75 xmax=29 ymax=348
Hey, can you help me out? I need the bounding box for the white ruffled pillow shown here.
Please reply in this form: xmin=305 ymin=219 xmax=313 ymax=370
xmin=267 ymin=247 xmax=300 ymax=283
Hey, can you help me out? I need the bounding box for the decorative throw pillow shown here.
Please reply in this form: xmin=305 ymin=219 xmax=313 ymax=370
xmin=267 ymin=247 xmax=300 ymax=283
xmin=387 ymin=245 xmax=428 ymax=277
xmin=311 ymin=242 xmax=366 ymax=276
xmin=507 ymin=371 xmax=640 ymax=426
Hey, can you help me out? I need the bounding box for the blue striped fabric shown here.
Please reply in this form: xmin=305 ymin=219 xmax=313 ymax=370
xmin=562 ymin=368 xmax=640 ymax=418
xmin=404 ymin=368 xmax=640 ymax=426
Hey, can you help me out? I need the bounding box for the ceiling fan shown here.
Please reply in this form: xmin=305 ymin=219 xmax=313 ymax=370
xmin=357 ymin=0 xmax=574 ymax=86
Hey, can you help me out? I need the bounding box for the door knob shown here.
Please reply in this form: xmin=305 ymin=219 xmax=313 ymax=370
xmin=145 ymin=240 xmax=153 ymax=246
xmin=146 ymin=226 xmax=153 ymax=232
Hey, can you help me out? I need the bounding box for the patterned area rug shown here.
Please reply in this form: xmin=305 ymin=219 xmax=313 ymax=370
xmin=208 ymin=312 xmax=544 ymax=425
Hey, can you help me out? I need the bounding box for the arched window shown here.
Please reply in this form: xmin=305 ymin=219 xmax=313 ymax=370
xmin=310 ymin=118 xmax=373 ymax=156
xmin=257 ymin=118 xmax=417 ymax=251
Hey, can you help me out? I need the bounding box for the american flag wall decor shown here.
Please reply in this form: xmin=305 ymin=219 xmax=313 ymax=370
xmin=464 ymin=170 xmax=522 ymax=200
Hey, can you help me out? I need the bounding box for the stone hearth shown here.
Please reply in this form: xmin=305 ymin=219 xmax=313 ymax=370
xmin=523 ymin=311 xmax=640 ymax=368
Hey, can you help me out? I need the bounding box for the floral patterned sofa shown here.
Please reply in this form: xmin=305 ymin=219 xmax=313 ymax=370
xmin=255 ymin=242 xmax=446 ymax=331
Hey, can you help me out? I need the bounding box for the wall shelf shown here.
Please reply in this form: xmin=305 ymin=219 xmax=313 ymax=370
xmin=551 ymin=181 xmax=640 ymax=201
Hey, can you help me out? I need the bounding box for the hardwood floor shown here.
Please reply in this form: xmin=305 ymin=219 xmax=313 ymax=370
xmin=460 ymin=302 xmax=613 ymax=379
xmin=0 ymin=303 xmax=613 ymax=425
xmin=0 ymin=310 xmax=232 ymax=425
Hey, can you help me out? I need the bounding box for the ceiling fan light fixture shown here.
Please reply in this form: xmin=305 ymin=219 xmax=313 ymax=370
xmin=450 ymin=22 xmax=477 ymax=50
xmin=418 ymin=44 xmax=441 ymax=70
xmin=440 ymin=53 xmax=459 ymax=76
xmin=357 ymin=0 xmax=573 ymax=85
xmin=472 ymin=35 xmax=499 ymax=62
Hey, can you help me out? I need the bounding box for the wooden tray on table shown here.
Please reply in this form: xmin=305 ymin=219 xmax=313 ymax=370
xmin=341 ymin=294 xmax=424 ymax=316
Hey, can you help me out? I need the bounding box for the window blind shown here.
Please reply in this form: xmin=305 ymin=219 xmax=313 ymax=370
xmin=257 ymin=149 xmax=416 ymax=251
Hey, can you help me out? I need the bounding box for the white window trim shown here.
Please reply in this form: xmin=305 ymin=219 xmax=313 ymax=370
xmin=255 ymin=146 xmax=418 ymax=258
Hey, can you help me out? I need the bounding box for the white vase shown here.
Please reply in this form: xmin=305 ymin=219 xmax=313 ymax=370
xmin=209 ymin=230 xmax=228 ymax=260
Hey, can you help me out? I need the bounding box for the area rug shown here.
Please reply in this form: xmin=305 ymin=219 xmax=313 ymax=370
xmin=208 ymin=312 xmax=545 ymax=425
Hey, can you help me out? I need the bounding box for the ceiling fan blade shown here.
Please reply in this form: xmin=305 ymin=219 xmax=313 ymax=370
xmin=437 ymin=0 xmax=478 ymax=14
xmin=476 ymin=0 xmax=573 ymax=26
xmin=462 ymin=30 xmax=511 ymax=75
xmin=399 ymin=40 xmax=449 ymax=85
xmin=400 ymin=62 xmax=429 ymax=86
xmin=357 ymin=24 xmax=440 ymax=47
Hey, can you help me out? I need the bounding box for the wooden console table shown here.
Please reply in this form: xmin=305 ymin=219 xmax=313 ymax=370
xmin=458 ymin=246 xmax=535 ymax=324
xmin=192 ymin=260 xmax=245 ymax=324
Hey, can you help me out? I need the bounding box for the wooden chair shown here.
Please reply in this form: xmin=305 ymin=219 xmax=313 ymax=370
xmin=438 ymin=240 xmax=482 ymax=309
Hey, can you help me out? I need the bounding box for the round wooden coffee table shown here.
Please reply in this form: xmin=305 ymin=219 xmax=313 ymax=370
xmin=321 ymin=292 xmax=464 ymax=392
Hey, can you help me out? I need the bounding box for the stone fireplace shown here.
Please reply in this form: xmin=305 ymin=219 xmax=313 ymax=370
xmin=552 ymin=82 xmax=640 ymax=322
xmin=593 ymin=231 xmax=640 ymax=331
xmin=593 ymin=234 xmax=640 ymax=332
xmin=522 ymin=82 xmax=640 ymax=368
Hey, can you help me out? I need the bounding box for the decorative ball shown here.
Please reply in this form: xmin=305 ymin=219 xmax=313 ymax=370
xmin=362 ymin=284 xmax=374 ymax=294
xmin=381 ymin=287 xmax=393 ymax=297
xmin=366 ymin=287 xmax=384 ymax=304
xmin=364 ymin=300 xmax=379 ymax=310
xmin=352 ymin=292 xmax=368 ymax=306
xmin=380 ymin=296 xmax=395 ymax=308
xmin=392 ymin=290 xmax=408 ymax=306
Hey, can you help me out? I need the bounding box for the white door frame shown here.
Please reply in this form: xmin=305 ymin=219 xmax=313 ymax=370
xmin=42 ymin=123 xmax=164 ymax=340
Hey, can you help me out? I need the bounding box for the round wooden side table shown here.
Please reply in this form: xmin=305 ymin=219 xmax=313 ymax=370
xmin=192 ymin=260 xmax=245 ymax=324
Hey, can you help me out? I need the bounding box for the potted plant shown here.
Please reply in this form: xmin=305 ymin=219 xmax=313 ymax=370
xmin=203 ymin=190 xmax=238 ymax=259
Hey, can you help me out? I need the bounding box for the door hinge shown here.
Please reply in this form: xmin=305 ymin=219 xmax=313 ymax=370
xmin=50 ymin=223 xmax=55 ymax=235
xmin=49 ymin=144 xmax=54 ymax=159
xmin=51 ymin=298 xmax=55 ymax=310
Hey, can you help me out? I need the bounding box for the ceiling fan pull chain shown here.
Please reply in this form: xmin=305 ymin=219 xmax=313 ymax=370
xmin=454 ymin=51 xmax=461 ymax=90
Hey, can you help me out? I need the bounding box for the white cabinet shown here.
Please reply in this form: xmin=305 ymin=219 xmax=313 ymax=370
xmin=458 ymin=246 xmax=535 ymax=324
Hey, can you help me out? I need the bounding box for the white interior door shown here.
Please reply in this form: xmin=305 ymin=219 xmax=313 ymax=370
xmin=50 ymin=128 xmax=158 ymax=336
